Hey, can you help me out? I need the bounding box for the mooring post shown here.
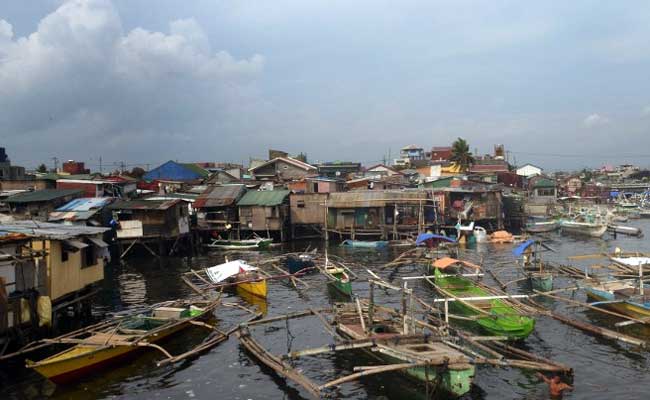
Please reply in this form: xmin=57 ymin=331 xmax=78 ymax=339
xmin=368 ymin=281 xmax=374 ymax=328
xmin=444 ymin=298 xmax=449 ymax=324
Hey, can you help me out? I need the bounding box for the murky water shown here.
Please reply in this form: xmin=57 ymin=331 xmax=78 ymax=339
xmin=3 ymin=220 xmax=650 ymax=399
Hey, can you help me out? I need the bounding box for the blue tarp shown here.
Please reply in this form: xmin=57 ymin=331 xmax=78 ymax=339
xmin=143 ymin=160 xmax=206 ymax=182
xmin=415 ymin=233 xmax=456 ymax=245
xmin=513 ymin=239 xmax=535 ymax=256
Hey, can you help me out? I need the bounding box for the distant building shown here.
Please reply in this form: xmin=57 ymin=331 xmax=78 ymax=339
xmin=430 ymin=146 xmax=453 ymax=161
xmin=399 ymin=145 xmax=426 ymax=163
xmin=0 ymin=147 xmax=26 ymax=181
xmin=316 ymin=162 xmax=361 ymax=179
xmin=248 ymin=157 xmax=317 ymax=182
xmin=237 ymin=190 xmax=290 ymax=241
xmin=516 ymin=163 xmax=543 ymax=178
xmin=62 ymin=160 xmax=90 ymax=175
xmin=365 ymin=164 xmax=402 ymax=177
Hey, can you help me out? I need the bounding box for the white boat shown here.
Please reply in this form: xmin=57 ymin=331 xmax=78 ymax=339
xmin=204 ymin=238 xmax=273 ymax=250
xmin=607 ymin=224 xmax=643 ymax=237
xmin=560 ymin=220 xmax=607 ymax=237
xmin=524 ymin=220 xmax=559 ymax=233
xmin=473 ymin=226 xmax=488 ymax=243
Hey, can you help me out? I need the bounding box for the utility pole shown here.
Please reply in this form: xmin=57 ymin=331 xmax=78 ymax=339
xmin=51 ymin=157 xmax=59 ymax=172
xmin=99 ymin=156 xmax=103 ymax=174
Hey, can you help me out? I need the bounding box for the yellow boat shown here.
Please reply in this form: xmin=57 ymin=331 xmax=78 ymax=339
xmin=236 ymin=278 xmax=268 ymax=299
xmin=25 ymin=300 xmax=219 ymax=384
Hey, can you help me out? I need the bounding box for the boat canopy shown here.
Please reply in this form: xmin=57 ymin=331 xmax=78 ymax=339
xmin=432 ymin=257 xmax=481 ymax=270
xmin=205 ymin=260 xmax=258 ymax=283
xmin=513 ymin=239 xmax=535 ymax=256
xmin=611 ymin=257 xmax=650 ymax=267
xmin=415 ymin=233 xmax=456 ymax=245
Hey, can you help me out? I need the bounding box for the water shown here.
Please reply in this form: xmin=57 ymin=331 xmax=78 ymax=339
xmin=3 ymin=220 xmax=650 ymax=399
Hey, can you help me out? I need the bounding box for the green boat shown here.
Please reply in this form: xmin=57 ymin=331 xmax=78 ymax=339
xmin=431 ymin=259 xmax=535 ymax=340
xmin=325 ymin=266 xmax=352 ymax=297
xmin=334 ymin=303 xmax=474 ymax=397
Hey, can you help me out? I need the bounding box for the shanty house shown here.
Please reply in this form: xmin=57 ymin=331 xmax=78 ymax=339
xmin=108 ymin=199 xmax=190 ymax=240
xmin=0 ymin=222 xmax=110 ymax=345
xmin=237 ymin=190 xmax=290 ymax=240
xmin=4 ymin=189 xmax=83 ymax=221
xmin=249 ymin=157 xmax=317 ymax=182
xmin=316 ymin=162 xmax=361 ymax=179
xmin=194 ymin=185 xmax=246 ymax=233
xmin=526 ymin=177 xmax=558 ymax=216
xmin=326 ymin=191 xmax=436 ymax=240
xmin=430 ymin=180 xmax=503 ymax=227
xmin=516 ymin=163 xmax=543 ymax=178
xmin=48 ymin=197 xmax=115 ymax=226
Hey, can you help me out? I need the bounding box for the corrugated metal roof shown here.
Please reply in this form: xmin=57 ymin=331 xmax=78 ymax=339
xmin=143 ymin=161 xmax=209 ymax=181
xmin=55 ymin=197 xmax=114 ymax=212
xmin=327 ymin=191 xmax=429 ymax=208
xmin=237 ymin=190 xmax=289 ymax=206
xmin=49 ymin=210 xmax=99 ymax=222
xmin=4 ymin=189 xmax=83 ymax=203
xmin=195 ymin=185 xmax=245 ymax=208
xmin=107 ymin=199 xmax=184 ymax=211
xmin=0 ymin=221 xmax=109 ymax=240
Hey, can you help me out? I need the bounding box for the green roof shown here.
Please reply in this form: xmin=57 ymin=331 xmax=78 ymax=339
xmin=533 ymin=178 xmax=556 ymax=188
xmin=237 ymin=190 xmax=289 ymax=206
xmin=419 ymin=177 xmax=455 ymax=189
xmin=181 ymin=163 xmax=210 ymax=178
xmin=4 ymin=189 xmax=83 ymax=203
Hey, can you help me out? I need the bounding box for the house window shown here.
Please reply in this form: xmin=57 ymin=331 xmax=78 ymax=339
xmin=297 ymin=200 xmax=305 ymax=208
xmin=537 ymin=188 xmax=555 ymax=197
xmin=61 ymin=249 xmax=69 ymax=262
xmin=81 ymin=241 xmax=97 ymax=268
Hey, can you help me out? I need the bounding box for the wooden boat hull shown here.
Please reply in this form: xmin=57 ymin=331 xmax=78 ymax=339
xmin=529 ymin=273 xmax=553 ymax=292
xmin=525 ymin=221 xmax=559 ymax=233
xmin=433 ymin=270 xmax=535 ymax=340
xmin=328 ymin=279 xmax=352 ymax=297
xmin=560 ymin=221 xmax=607 ymax=237
xmin=27 ymin=320 xmax=188 ymax=384
xmin=585 ymin=288 xmax=650 ymax=319
xmin=341 ymin=240 xmax=388 ymax=248
xmin=336 ymin=324 xmax=474 ymax=397
xmin=285 ymin=256 xmax=315 ymax=274
xmin=237 ymin=279 xmax=267 ymax=299
xmin=206 ymin=239 xmax=273 ymax=250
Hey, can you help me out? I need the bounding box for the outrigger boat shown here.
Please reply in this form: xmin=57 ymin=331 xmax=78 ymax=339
xmin=513 ymin=240 xmax=554 ymax=292
xmin=430 ymin=258 xmax=535 ymax=339
xmin=324 ymin=264 xmax=352 ymax=297
xmin=203 ymin=260 xmax=268 ymax=298
xmin=333 ymin=302 xmax=475 ymax=397
xmin=341 ymin=240 xmax=388 ymax=248
xmin=524 ymin=219 xmax=559 ymax=233
xmin=204 ymin=238 xmax=273 ymax=250
xmin=18 ymin=299 xmax=226 ymax=384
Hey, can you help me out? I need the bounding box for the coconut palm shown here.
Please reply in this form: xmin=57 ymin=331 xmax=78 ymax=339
xmin=449 ymin=138 xmax=475 ymax=172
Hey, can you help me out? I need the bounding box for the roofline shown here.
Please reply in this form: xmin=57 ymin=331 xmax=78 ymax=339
xmin=249 ymin=157 xmax=317 ymax=172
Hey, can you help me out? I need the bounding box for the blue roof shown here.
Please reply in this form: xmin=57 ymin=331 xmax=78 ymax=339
xmin=55 ymin=197 xmax=114 ymax=212
xmin=415 ymin=233 xmax=456 ymax=245
xmin=143 ymin=161 xmax=208 ymax=182
xmin=513 ymin=239 xmax=535 ymax=256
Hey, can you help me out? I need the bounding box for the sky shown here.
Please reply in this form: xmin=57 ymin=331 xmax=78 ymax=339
xmin=1 ymin=0 xmax=650 ymax=172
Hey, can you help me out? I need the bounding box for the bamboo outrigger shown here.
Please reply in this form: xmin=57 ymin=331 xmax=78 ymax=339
xmin=3 ymin=298 xmax=260 ymax=383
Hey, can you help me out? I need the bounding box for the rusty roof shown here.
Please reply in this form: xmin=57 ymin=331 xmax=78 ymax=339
xmin=194 ymin=185 xmax=245 ymax=208
xmin=107 ymin=199 xmax=185 ymax=211
xmin=327 ymin=190 xmax=430 ymax=208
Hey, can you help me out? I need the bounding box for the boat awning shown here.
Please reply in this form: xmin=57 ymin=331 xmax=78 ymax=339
xmin=513 ymin=240 xmax=535 ymax=256
xmin=63 ymin=239 xmax=88 ymax=250
xmin=415 ymin=233 xmax=456 ymax=245
xmin=87 ymin=237 xmax=109 ymax=248
xmin=433 ymin=257 xmax=481 ymax=270
xmin=204 ymin=260 xmax=258 ymax=283
xmin=611 ymin=257 xmax=650 ymax=267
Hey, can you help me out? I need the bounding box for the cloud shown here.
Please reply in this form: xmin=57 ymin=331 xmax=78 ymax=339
xmin=0 ymin=0 xmax=264 ymax=165
xmin=583 ymin=113 xmax=610 ymax=128
xmin=643 ymin=105 xmax=650 ymax=117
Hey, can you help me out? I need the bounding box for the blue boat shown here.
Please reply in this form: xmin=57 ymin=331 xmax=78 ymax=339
xmin=285 ymin=254 xmax=316 ymax=274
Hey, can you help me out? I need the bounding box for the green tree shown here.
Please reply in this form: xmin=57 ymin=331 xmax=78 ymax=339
xmin=449 ymin=138 xmax=475 ymax=172
xmin=36 ymin=163 xmax=48 ymax=173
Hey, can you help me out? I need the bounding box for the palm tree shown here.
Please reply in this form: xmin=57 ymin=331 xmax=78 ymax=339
xmin=449 ymin=138 xmax=475 ymax=173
